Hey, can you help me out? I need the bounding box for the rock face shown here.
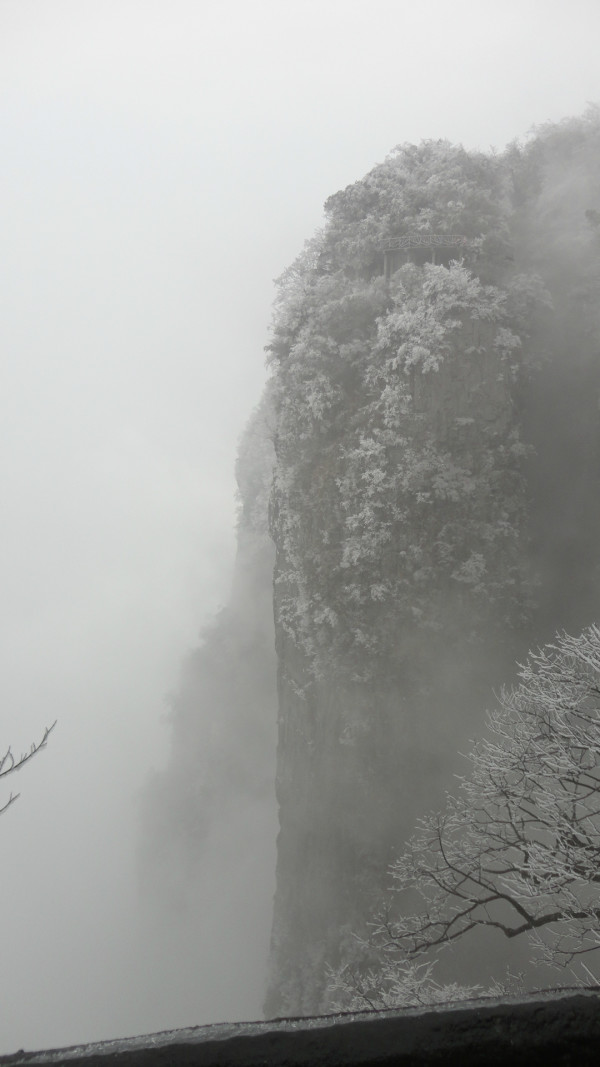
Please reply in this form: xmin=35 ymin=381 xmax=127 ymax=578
xmin=265 ymin=116 xmax=600 ymax=1014
xmin=137 ymin=395 xmax=279 ymax=1020
xmin=139 ymin=394 xmax=277 ymax=906
xmin=265 ymin=281 xmax=532 ymax=1014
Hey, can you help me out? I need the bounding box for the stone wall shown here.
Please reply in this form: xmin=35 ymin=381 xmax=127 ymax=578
xmin=5 ymin=990 xmax=600 ymax=1066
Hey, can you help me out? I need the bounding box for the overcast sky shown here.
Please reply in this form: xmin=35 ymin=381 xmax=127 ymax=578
xmin=1 ymin=0 xmax=599 ymax=1054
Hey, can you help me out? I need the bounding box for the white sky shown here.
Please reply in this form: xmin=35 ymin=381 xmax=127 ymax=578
xmin=1 ymin=0 xmax=599 ymax=1053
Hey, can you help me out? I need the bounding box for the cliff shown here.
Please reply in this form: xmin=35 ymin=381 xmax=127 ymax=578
xmin=138 ymin=109 xmax=600 ymax=1022
xmin=265 ymin=114 xmax=600 ymax=1014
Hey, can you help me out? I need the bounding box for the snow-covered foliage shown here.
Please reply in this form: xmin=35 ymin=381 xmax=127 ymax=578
xmin=348 ymin=625 xmax=600 ymax=994
xmin=267 ymin=140 xmax=546 ymax=682
xmin=327 ymin=955 xmax=506 ymax=1012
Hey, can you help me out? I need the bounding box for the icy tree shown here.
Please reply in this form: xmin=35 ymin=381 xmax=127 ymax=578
xmin=344 ymin=626 xmax=600 ymax=1000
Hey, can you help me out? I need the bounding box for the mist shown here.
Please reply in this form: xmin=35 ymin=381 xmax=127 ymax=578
xmin=2 ymin=0 xmax=600 ymax=1055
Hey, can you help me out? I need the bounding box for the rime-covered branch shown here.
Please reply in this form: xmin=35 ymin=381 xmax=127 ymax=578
xmin=1 ymin=721 xmax=57 ymax=815
xmin=362 ymin=627 xmax=600 ymax=982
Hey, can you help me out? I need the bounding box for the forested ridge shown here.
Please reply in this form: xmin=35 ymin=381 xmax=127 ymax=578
xmin=139 ymin=109 xmax=600 ymax=1017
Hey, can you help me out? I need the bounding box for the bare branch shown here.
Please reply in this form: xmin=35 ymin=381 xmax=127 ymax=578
xmin=1 ymin=721 xmax=57 ymax=815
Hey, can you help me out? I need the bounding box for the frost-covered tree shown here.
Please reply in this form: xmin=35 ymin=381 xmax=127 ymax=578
xmin=0 ymin=722 xmax=56 ymax=815
xmin=338 ymin=626 xmax=600 ymax=1002
xmin=327 ymin=955 xmax=507 ymax=1012
xmin=269 ymin=253 xmax=539 ymax=683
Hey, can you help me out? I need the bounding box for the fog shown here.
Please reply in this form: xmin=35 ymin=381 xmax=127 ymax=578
xmin=1 ymin=0 xmax=600 ymax=1054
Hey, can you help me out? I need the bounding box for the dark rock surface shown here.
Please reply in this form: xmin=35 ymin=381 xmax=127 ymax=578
xmin=3 ymin=989 xmax=600 ymax=1065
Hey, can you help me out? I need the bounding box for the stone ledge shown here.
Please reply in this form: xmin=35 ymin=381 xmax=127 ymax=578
xmin=3 ymin=989 xmax=600 ymax=1066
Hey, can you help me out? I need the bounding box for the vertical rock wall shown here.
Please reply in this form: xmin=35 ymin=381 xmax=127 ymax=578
xmin=266 ymin=296 xmax=533 ymax=1015
xmin=265 ymin=115 xmax=600 ymax=1015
